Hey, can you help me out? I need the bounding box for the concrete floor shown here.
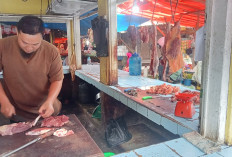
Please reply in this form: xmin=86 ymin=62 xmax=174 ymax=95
xmin=60 ymin=100 xmax=180 ymax=154
xmin=0 ymin=99 xmax=179 ymax=155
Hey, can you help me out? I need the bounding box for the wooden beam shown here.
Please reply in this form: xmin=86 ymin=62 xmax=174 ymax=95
xmin=66 ymin=20 xmax=72 ymax=67
xmin=98 ymin=0 xmax=118 ymax=85
xmin=225 ymin=49 xmax=232 ymax=145
xmin=0 ymin=25 xmax=2 ymax=39
xmin=73 ymin=15 xmax=82 ymax=70
xmin=101 ymin=92 xmax=127 ymax=124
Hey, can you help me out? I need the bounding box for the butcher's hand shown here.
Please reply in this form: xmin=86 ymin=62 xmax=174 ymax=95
xmin=0 ymin=102 xmax=16 ymax=118
xmin=39 ymin=101 xmax=54 ymax=118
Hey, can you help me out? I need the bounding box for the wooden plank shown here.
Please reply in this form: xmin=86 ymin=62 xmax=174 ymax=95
xmin=101 ymin=92 xmax=127 ymax=124
xmin=0 ymin=114 xmax=103 ymax=157
xmin=225 ymin=49 xmax=232 ymax=145
xmin=73 ymin=15 xmax=82 ymax=70
xmin=98 ymin=0 xmax=118 ymax=86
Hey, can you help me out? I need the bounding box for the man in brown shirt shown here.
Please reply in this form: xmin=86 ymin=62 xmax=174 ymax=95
xmin=0 ymin=16 xmax=64 ymax=121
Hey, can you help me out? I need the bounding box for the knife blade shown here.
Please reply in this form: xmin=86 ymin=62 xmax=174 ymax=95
xmin=11 ymin=115 xmax=27 ymax=122
xmin=1 ymin=129 xmax=56 ymax=157
xmin=32 ymin=115 xmax=41 ymax=126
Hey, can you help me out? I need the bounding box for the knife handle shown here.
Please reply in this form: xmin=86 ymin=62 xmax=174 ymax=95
xmin=142 ymin=96 xmax=152 ymax=100
xmin=40 ymin=130 xmax=55 ymax=139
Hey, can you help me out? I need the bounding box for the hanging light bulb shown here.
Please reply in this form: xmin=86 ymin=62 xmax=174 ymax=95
xmin=86 ymin=39 xmax=90 ymax=46
xmin=132 ymin=4 xmax=139 ymax=13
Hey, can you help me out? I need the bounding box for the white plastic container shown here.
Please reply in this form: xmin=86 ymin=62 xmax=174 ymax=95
xmin=87 ymin=56 xmax=91 ymax=65
xmin=143 ymin=66 xmax=148 ymax=77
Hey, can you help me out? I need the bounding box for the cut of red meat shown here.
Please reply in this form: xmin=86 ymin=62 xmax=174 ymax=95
xmin=146 ymin=83 xmax=180 ymax=95
xmin=25 ymin=128 xmax=54 ymax=136
xmin=0 ymin=122 xmax=32 ymax=136
xmin=41 ymin=115 xmax=69 ymax=127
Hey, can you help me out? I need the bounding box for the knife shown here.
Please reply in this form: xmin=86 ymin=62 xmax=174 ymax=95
xmin=32 ymin=115 xmax=41 ymax=126
xmin=1 ymin=129 xmax=56 ymax=157
xmin=11 ymin=115 xmax=27 ymax=122
xmin=142 ymin=96 xmax=160 ymax=100
xmin=11 ymin=115 xmax=41 ymax=126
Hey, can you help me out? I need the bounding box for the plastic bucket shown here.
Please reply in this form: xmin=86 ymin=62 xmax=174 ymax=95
xmin=183 ymin=79 xmax=192 ymax=86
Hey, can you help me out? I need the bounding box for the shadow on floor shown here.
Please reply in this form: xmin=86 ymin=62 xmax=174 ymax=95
xmin=60 ymin=100 xmax=180 ymax=155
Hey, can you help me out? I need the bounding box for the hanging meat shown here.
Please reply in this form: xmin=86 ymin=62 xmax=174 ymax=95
xmin=162 ymin=21 xmax=184 ymax=81
xmin=139 ymin=26 xmax=149 ymax=43
xmin=127 ymin=25 xmax=137 ymax=51
xmin=149 ymin=25 xmax=159 ymax=78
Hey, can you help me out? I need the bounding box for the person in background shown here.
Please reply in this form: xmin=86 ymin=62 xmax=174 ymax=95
xmin=59 ymin=43 xmax=66 ymax=54
xmin=0 ymin=16 xmax=64 ymax=121
xmin=123 ymin=52 xmax=132 ymax=72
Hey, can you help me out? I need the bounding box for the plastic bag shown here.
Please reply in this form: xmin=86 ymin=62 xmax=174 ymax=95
xmin=105 ymin=117 xmax=132 ymax=147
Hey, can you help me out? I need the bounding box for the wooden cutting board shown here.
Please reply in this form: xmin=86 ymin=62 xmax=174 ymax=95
xmin=0 ymin=114 xmax=104 ymax=157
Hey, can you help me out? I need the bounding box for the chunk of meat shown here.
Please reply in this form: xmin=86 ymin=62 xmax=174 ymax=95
xmin=127 ymin=25 xmax=137 ymax=50
xmin=140 ymin=26 xmax=149 ymax=43
xmin=26 ymin=128 xmax=54 ymax=136
xmin=165 ymin=21 xmax=184 ymax=73
xmin=146 ymin=83 xmax=180 ymax=95
xmin=41 ymin=115 xmax=69 ymax=127
xmin=53 ymin=128 xmax=74 ymax=137
xmin=149 ymin=25 xmax=159 ymax=78
xmin=0 ymin=122 xmax=32 ymax=136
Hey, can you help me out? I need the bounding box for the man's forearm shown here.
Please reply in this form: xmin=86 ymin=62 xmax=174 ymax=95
xmin=0 ymin=82 xmax=11 ymax=106
xmin=46 ymin=80 xmax=63 ymax=104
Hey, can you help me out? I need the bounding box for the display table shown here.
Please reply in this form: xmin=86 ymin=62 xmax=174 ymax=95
xmin=75 ymin=64 xmax=200 ymax=136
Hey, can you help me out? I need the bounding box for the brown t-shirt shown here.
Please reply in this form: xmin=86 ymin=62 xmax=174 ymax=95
xmin=0 ymin=36 xmax=64 ymax=119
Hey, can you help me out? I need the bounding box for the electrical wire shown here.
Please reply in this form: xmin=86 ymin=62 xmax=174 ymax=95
xmin=169 ymin=0 xmax=174 ymax=22
xmin=40 ymin=0 xmax=43 ymax=18
xmin=169 ymin=0 xmax=179 ymax=23
xmin=129 ymin=0 xmax=137 ymax=26
xmin=151 ymin=0 xmax=157 ymax=23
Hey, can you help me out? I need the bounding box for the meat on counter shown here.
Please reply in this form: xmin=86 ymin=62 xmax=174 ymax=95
xmin=41 ymin=115 xmax=69 ymax=127
xmin=0 ymin=122 xmax=33 ymax=136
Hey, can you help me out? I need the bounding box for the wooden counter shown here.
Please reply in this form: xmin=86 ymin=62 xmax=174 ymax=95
xmin=0 ymin=114 xmax=104 ymax=157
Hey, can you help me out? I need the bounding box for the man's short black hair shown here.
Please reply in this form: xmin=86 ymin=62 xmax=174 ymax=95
xmin=17 ymin=16 xmax=45 ymax=35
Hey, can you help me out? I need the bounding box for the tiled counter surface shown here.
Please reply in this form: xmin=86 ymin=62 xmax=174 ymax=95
xmin=75 ymin=64 xmax=199 ymax=136
xmin=76 ymin=64 xmax=231 ymax=157
xmin=113 ymin=137 xmax=232 ymax=157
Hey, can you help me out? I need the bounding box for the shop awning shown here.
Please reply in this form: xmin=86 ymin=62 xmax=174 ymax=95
xmin=117 ymin=0 xmax=205 ymax=28
xmin=80 ymin=13 xmax=150 ymax=36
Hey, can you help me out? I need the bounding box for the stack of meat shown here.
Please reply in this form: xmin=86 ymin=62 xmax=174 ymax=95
xmin=0 ymin=115 xmax=73 ymax=137
xmin=146 ymin=83 xmax=180 ymax=95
